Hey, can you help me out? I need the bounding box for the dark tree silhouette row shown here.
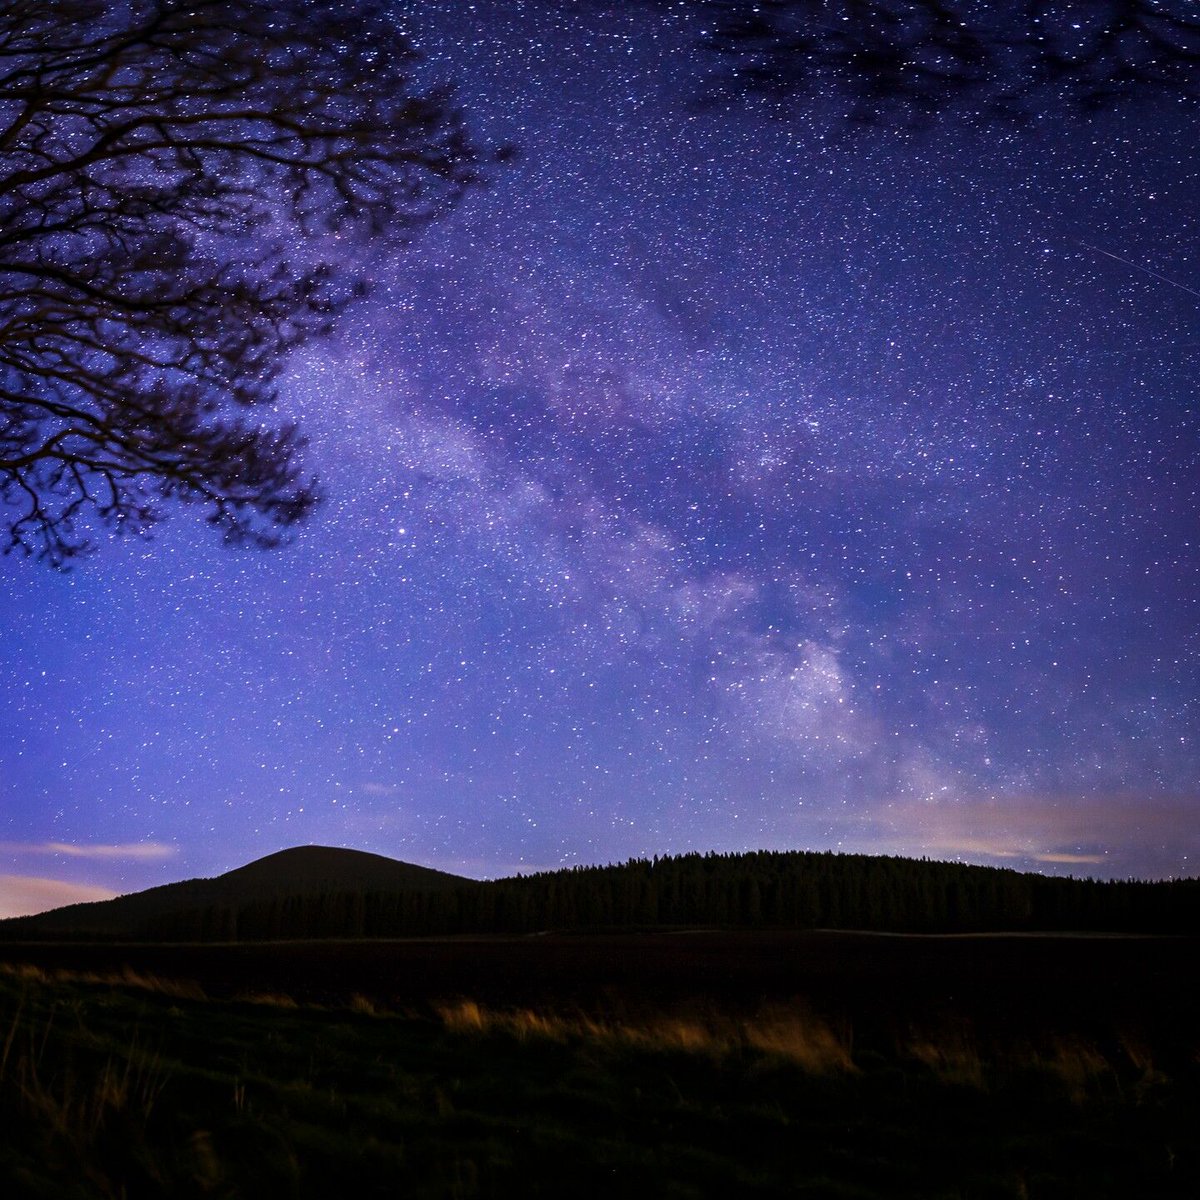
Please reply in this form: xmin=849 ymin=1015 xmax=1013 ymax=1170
xmin=137 ymin=851 xmax=1200 ymax=942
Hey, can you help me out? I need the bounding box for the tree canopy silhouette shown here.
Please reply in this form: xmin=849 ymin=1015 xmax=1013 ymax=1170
xmin=0 ymin=0 xmax=487 ymax=565
xmin=689 ymin=1 xmax=1200 ymax=123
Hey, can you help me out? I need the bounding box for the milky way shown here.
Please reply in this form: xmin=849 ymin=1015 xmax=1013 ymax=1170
xmin=2 ymin=1 xmax=1197 ymax=914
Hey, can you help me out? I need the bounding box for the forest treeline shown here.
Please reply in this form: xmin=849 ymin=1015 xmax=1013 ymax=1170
xmin=128 ymin=851 xmax=1198 ymax=942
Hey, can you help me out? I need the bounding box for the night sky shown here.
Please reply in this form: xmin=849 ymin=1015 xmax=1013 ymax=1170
xmin=2 ymin=1 xmax=1197 ymax=917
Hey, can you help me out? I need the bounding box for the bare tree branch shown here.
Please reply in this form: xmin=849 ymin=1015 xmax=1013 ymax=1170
xmin=0 ymin=0 xmax=496 ymax=566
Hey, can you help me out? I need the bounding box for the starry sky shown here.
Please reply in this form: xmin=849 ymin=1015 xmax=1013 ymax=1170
xmin=2 ymin=1 xmax=1198 ymax=916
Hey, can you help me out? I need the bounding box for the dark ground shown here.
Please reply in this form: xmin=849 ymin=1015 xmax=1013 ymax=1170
xmin=2 ymin=931 xmax=1197 ymax=1198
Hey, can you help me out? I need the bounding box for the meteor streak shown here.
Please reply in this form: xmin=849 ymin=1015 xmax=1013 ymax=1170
xmin=1077 ymin=240 xmax=1200 ymax=299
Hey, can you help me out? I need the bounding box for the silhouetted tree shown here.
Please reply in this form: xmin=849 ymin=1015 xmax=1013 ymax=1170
xmin=687 ymin=1 xmax=1200 ymax=123
xmin=0 ymin=0 xmax=488 ymax=565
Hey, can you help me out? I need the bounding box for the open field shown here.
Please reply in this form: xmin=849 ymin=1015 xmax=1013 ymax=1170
xmin=1 ymin=933 xmax=1197 ymax=1197
xmin=1 ymin=930 xmax=1195 ymax=1036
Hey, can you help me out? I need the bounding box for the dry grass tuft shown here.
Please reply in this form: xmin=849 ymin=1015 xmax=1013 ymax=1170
xmin=906 ymin=1028 xmax=986 ymax=1089
xmin=1 ymin=1010 xmax=169 ymax=1158
xmin=433 ymin=1000 xmax=857 ymax=1073
xmin=1038 ymin=1036 xmax=1112 ymax=1102
xmin=437 ymin=998 xmax=488 ymax=1034
xmin=236 ymin=990 xmax=300 ymax=1009
xmin=0 ymin=961 xmax=205 ymax=1001
xmin=741 ymin=1007 xmax=857 ymax=1074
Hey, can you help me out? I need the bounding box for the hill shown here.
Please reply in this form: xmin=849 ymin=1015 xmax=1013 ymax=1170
xmin=0 ymin=846 xmax=472 ymax=940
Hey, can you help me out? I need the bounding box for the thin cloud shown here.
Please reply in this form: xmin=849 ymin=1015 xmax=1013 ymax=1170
xmin=0 ymin=874 xmax=116 ymax=920
xmin=1033 ymin=851 xmax=1109 ymax=866
xmin=896 ymin=835 xmax=1106 ymax=866
xmin=1 ymin=841 xmax=177 ymax=861
xmin=863 ymin=791 xmax=1199 ymax=877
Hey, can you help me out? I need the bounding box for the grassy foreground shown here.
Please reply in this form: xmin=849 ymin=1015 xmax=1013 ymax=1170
xmin=1 ymin=962 xmax=1196 ymax=1199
